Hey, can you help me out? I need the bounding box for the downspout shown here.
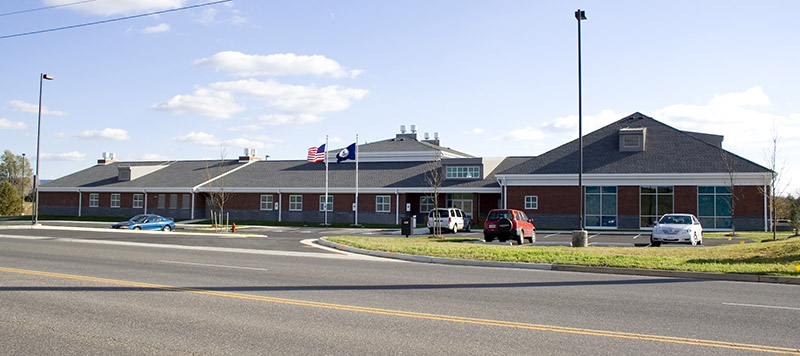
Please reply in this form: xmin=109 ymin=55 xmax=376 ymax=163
xmin=78 ymin=190 xmax=82 ymax=217
xmin=395 ymin=190 xmax=399 ymax=225
xmin=144 ymin=189 xmax=148 ymax=214
xmin=190 ymin=191 xmax=195 ymax=220
xmin=278 ymin=190 xmax=282 ymax=222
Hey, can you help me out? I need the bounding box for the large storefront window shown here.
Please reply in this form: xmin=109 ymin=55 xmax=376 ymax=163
xmin=585 ymin=186 xmax=617 ymax=228
xmin=698 ymin=186 xmax=732 ymax=229
xmin=640 ymin=186 xmax=673 ymax=228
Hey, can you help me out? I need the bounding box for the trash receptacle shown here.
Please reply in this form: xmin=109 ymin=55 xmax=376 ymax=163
xmin=401 ymin=217 xmax=412 ymax=237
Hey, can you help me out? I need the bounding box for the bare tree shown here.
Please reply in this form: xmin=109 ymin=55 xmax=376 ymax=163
xmin=424 ymin=160 xmax=444 ymax=236
xmin=205 ymin=148 xmax=235 ymax=232
xmin=762 ymin=125 xmax=788 ymax=240
xmin=720 ymin=149 xmax=738 ymax=236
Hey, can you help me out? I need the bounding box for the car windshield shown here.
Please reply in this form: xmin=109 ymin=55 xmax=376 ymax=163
xmin=659 ymin=215 xmax=691 ymax=225
xmin=130 ymin=215 xmax=148 ymax=223
xmin=429 ymin=209 xmax=449 ymax=217
xmin=488 ymin=211 xmax=513 ymax=220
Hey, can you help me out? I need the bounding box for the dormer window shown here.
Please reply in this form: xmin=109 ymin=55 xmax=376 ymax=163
xmin=619 ymin=127 xmax=646 ymax=152
xmin=446 ymin=166 xmax=480 ymax=179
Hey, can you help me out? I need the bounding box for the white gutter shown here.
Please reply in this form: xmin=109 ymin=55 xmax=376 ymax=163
xmin=77 ymin=190 xmax=82 ymax=217
xmin=278 ymin=190 xmax=282 ymax=222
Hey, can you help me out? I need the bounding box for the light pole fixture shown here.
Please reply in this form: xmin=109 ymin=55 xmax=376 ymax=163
xmin=575 ymin=9 xmax=586 ymax=230
xmin=33 ymin=73 xmax=54 ymax=225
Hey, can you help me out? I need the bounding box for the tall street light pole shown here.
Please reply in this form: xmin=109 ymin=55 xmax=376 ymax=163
xmin=575 ymin=9 xmax=586 ymax=231
xmin=33 ymin=73 xmax=54 ymax=226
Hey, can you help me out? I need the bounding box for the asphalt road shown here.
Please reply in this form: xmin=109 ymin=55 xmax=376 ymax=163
xmin=1 ymin=227 xmax=798 ymax=355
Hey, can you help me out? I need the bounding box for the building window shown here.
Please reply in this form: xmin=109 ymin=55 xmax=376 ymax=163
xmin=586 ymin=186 xmax=617 ymax=228
xmin=157 ymin=194 xmax=165 ymax=209
xmin=182 ymin=194 xmax=190 ymax=210
xmin=110 ymin=194 xmax=120 ymax=208
xmin=289 ymin=195 xmax=302 ymax=211
xmin=524 ymin=196 xmax=538 ymax=210
xmin=319 ymin=195 xmax=333 ymax=212
xmin=376 ymin=196 xmax=391 ymax=212
xmin=133 ymin=194 xmax=143 ymax=208
xmin=260 ymin=195 xmax=273 ymax=210
xmin=89 ymin=193 xmax=99 ymax=207
xmin=698 ymin=186 xmax=732 ymax=229
xmin=420 ymin=196 xmax=435 ymax=213
xmin=640 ymin=186 xmax=673 ymax=228
xmin=445 ymin=166 xmax=480 ymax=179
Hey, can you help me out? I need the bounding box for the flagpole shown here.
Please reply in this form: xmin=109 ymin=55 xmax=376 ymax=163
xmin=355 ymin=133 xmax=359 ymax=226
xmin=324 ymin=135 xmax=329 ymax=226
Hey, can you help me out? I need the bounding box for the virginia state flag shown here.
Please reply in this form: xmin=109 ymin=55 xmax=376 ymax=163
xmin=336 ymin=143 xmax=356 ymax=163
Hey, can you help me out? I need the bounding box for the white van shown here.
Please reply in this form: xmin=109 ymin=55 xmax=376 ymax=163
xmin=426 ymin=208 xmax=470 ymax=234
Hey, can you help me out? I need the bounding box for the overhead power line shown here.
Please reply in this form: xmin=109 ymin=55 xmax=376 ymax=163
xmin=0 ymin=0 xmax=232 ymax=40
xmin=0 ymin=0 xmax=100 ymax=17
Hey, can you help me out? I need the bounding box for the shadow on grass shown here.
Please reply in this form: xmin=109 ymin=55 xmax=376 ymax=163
xmin=686 ymin=253 xmax=800 ymax=266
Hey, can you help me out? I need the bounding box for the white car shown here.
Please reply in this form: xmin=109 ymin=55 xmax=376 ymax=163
xmin=650 ymin=213 xmax=703 ymax=246
xmin=427 ymin=208 xmax=470 ymax=234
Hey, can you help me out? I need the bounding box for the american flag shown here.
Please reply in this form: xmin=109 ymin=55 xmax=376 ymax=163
xmin=307 ymin=144 xmax=326 ymax=163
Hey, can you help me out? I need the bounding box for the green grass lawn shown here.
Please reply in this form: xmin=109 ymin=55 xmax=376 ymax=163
xmin=326 ymin=235 xmax=800 ymax=277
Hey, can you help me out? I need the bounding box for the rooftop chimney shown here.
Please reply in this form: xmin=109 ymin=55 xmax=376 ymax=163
xmin=238 ymin=148 xmax=262 ymax=163
xmin=97 ymin=152 xmax=117 ymax=165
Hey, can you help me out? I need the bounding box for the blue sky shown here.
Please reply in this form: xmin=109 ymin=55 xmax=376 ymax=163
xmin=1 ymin=1 xmax=798 ymax=193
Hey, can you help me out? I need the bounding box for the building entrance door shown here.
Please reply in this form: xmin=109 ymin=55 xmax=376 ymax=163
xmin=447 ymin=193 xmax=474 ymax=221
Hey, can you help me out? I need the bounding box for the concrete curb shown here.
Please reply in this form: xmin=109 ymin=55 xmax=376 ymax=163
xmin=316 ymin=238 xmax=800 ymax=285
xmin=0 ymin=224 xmax=267 ymax=238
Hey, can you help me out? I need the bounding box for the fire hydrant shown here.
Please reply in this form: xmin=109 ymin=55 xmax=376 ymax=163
xmin=231 ymin=223 xmax=236 ymax=233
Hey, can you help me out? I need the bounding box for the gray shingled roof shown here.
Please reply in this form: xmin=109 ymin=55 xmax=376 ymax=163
xmin=42 ymin=160 xmax=245 ymax=189
xmin=500 ymin=113 xmax=770 ymax=175
xmin=210 ymin=160 xmax=500 ymax=190
xmin=332 ymin=136 xmax=474 ymax=158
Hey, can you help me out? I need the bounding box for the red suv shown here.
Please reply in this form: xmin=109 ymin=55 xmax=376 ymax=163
xmin=483 ymin=209 xmax=535 ymax=244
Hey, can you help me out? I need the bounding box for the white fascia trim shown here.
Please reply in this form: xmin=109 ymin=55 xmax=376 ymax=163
xmin=495 ymin=172 xmax=773 ymax=187
xmin=38 ymin=187 xmax=193 ymax=193
xmin=195 ymin=187 xmax=501 ymax=194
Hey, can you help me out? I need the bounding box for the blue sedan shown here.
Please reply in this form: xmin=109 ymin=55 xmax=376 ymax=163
xmin=111 ymin=214 xmax=175 ymax=231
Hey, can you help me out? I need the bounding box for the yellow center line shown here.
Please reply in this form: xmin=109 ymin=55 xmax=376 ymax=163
xmin=2 ymin=266 xmax=798 ymax=355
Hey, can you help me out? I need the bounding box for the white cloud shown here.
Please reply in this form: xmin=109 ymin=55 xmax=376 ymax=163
xmin=492 ymin=126 xmax=551 ymax=142
xmin=154 ymin=79 xmax=367 ymax=122
xmin=463 ymin=128 xmax=484 ymax=135
xmin=39 ymin=151 xmax=86 ymax=161
xmin=151 ymin=87 xmax=245 ymax=119
xmin=212 ymin=79 xmax=368 ymax=113
xmin=142 ymin=23 xmax=170 ymax=33
xmin=171 ymin=131 xmax=266 ymax=149
xmin=195 ymin=51 xmax=362 ymax=78
xmin=541 ymin=109 xmax=623 ymax=136
xmin=257 ymin=114 xmax=323 ymax=126
xmin=651 ymin=86 xmax=791 ymax=147
xmin=44 ymin=0 xmax=183 ymax=16
xmin=8 ymin=100 xmax=68 ymax=116
xmin=0 ymin=118 xmax=27 ymax=130
xmin=138 ymin=154 xmax=169 ymax=160
xmin=77 ymin=128 xmax=131 ymax=141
